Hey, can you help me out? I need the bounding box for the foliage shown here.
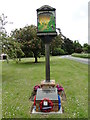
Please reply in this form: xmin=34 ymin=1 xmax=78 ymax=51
xmin=83 ymin=43 xmax=90 ymax=53
xmin=12 ymin=25 xmax=41 ymax=63
xmin=88 ymin=45 xmax=90 ymax=53
xmin=50 ymin=34 xmax=63 ymax=55
xmin=3 ymin=37 xmax=24 ymax=62
xmin=0 ymin=14 xmax=24 ymax=62
xmin=75 ymin=48 xmax=83 ymax=53
xmin=40 ymin=34 xmax=63 ymax=56
xmin=0 ymin=13 xmax=8 ymax=54
xmin=61 ymin=38 xmax=74 ymax=54
xmin=1 ymin=32 xmax=7 ymax=53
xmin=0 ymin=13 xmax=7 ymax=33
xmin=52 ymin=48 xmax=65 ymax=56
xmin=73 ymin=40 xmax=83 ymax=53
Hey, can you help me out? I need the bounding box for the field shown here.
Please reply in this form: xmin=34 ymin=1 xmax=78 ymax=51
xmin=1 ymin=56 xmax=88 ymax=119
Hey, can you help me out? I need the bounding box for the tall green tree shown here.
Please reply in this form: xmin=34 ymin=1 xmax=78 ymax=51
xmin=73 ymin=40 xmax=83 ymax=53
xmin=12 ymin=25 xmax=41 ymax=63
xmin=83 ymin=43 xmax=90 ymax=53
xmin=0 ymin=13 xmax=8 ymax=54
xmin=50 ymin=34 xmax=63 ymax=55
xmin=0 ymin=14 xmax=24 ymax=62
xmin=5 ymin=37 xmax=24 ymax=62
xmin=61 ymin=38 xmax=74 ymax=54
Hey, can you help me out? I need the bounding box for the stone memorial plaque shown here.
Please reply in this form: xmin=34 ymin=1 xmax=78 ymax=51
xmin=36 ymin=88 xmax=58 ymax=100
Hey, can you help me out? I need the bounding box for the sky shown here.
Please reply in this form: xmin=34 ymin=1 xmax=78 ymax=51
xmin=89 ymin=1 xmax=90 ymax=45
xmin=0 ymin=0 xmax=89 ymax=45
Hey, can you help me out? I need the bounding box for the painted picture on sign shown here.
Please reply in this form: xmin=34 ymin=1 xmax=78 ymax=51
xmin=38 ymin=11 xmax=56 ymax=32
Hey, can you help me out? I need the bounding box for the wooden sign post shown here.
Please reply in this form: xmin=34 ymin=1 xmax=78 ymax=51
xmin=37 ymin=5 xmax=57 ymax=82
xmin=45 ymin=43 xmax=50 ymax=82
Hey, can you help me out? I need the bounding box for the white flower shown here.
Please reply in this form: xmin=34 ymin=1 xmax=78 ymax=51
xmin=16 ymin=106 xmax=19 ymax=110
xmin=73 ymin=113 xmax=76 ymax=116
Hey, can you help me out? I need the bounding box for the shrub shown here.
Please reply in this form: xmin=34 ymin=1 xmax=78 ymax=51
xmin=52 ymin=48 xmax=65 ymax=56
xmin=75 ymin=48 xmax=83 ymax=53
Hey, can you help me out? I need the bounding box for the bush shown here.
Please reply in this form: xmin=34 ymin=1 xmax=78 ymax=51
xmin=88 ymin=45 xmax=90 ymax=53
xmin=52 ymin=48 xmax=65 ymax=56
xmin=75 ymin=48 xmax=83 ymax=53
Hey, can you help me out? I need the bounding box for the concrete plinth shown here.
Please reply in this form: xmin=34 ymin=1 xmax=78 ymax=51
xmin=32 ymin=107 xmax=63 ymax=114
xmin=41 ymin=80 xmax=55 ymax=89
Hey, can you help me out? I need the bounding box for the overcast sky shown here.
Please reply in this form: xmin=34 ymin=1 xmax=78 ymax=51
xmin=88 ymin=1 xmax=90 ymax=45
xmin=0 ymin=0 xmax=89 ymax=45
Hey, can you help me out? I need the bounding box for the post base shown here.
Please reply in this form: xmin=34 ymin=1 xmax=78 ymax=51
xmin=41 ymin=80 xmax=55 ymax=89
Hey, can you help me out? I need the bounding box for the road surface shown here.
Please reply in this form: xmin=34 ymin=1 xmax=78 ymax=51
xmin=60 ymin=55 xmax=90 ymax=64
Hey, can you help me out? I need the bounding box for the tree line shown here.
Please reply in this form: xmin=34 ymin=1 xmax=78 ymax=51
xmin=1 ymin=14 xmax=90 ymax=63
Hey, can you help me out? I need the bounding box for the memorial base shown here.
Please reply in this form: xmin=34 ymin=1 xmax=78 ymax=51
xmin=36 ymin=88 xmax=58 ymax=112
xmin=30 ymin=79 xmax=65 ymax=114
xmin=31 ymin=106 xmax=63 ymax=114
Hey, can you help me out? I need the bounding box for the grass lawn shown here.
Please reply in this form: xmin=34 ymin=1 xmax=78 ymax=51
xmin=72 ymin=53 xmax=90 ymax=58
xmin=2 ymin=56 xmax=88 ymax=119
xmin=0 ymin=61 xmax=2 ymax=119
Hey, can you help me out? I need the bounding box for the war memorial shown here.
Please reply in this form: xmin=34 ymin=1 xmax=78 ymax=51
xmin=30 ymin=5 xmax=66 ymax=114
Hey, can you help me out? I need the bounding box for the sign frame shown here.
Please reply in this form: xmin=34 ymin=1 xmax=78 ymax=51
xmin=37 ymin=5 xmax=57 ymax=37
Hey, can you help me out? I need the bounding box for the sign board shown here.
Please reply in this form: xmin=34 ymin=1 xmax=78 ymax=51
xmin=37 ymin=11 xmax=56 ymax=32
xmin=37 ymin=5 xmax=57 ymax=37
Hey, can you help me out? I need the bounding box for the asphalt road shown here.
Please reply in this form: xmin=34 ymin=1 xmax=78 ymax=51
xmin=60 ymin=55 xmax=90 ymax=64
